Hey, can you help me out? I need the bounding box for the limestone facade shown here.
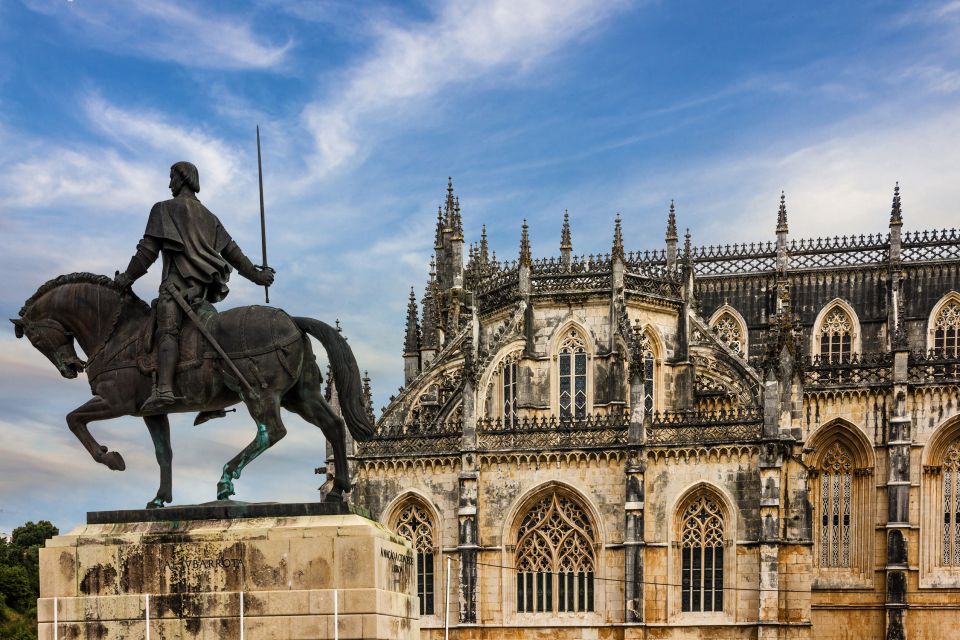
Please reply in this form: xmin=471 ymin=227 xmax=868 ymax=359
xmin=344 ymin=181 xmax=960 ymax=639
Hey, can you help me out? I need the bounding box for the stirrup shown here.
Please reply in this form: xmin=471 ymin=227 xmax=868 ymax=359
xmin=140 ymin=389 xmax=179 ymax=415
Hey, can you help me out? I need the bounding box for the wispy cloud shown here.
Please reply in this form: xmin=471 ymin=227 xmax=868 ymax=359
xmin=23 ymin=0 xmax=292 ymax=70
xmin=0 ymin=96 xmax=245 ymax=211
xmin=301 ymin=0 xmax=629 ymax=178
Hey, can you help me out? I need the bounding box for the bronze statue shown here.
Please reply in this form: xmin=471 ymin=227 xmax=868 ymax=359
xmin=115 ymin=161 xmax=273 ymax=414
xmin=11 ymin=163 xmax=374 ymax=508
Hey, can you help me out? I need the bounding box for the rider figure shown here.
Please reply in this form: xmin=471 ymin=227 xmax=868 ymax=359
xmin=114 ymin=161 xmax=274 ymax=414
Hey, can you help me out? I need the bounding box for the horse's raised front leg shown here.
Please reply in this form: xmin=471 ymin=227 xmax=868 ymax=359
xmin=67 ymin=395 xmax=126 ymax=471
xmin=144 ymin=414 xmax=172 ymax=509
xmin=217 ymin=394 xmax=287 ymax=500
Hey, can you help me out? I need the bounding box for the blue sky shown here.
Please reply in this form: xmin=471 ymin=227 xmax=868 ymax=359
xmin=1 ymin=0 xmax=959 ymax=534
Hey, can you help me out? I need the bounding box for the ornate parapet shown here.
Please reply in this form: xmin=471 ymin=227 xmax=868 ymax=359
xmin=801 ymin=353 xmax=893 ymax=389
xmin=908 ymin=349 xmax=960 ymax=385
xmin=357 ymin=420 xmax=463 ymax=457
xmin=646 ymin=408 xmax=764 ymax=445
xmin=477 ymin=413 xmax=629 ymax=451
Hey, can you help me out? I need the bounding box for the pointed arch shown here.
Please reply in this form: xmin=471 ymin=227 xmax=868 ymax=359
xmin=811 ymin=298 xmax=862 ymax=359
xmin=549 ymin=321 xmax=596 ymax=419
xmin=927 ymin=291 xmax=960 ymax=354
xmin=669 ymin=483 xmax=736 ymax=617
xmin=477 ymin=339 xmax=525 ymax=420
xmin=804 ymin=419 xmax=874 ymax=582
xmin=708 ymin=304 xmax=748 ymax=355
xmin=636 ymin=324 xmax=663 ymax=414
xmin=504 ymin=481 xmax=605 ymax=617
xmin=921 ymin=415 xmax=960 ymax=582
xmin=384 ymin=491 xmax=443 ymax=617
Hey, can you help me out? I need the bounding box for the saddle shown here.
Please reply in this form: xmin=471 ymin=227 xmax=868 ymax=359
xmin=137 ymin=299 xmax=218 ymax=375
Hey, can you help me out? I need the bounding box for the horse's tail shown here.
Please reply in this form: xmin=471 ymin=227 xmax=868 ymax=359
xmin=293 ymin=317 xmax=375 ymax=441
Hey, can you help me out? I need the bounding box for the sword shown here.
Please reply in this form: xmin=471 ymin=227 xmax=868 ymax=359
xmin=256 ymin=125 xmax=272 ymax=304
xmin=164 ymin=283 xmax=255 ymax=396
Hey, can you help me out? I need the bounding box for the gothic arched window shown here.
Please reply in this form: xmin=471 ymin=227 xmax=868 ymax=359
xmin=679 ymin=496 xmax=725 ymax=613
xmin=515 ymin=492 xmax=596 ymax=613
xmin=819 ymin=443 xmax=853 ymax=567
xmin=394 ymin=502 xmax=436 ymax=616
xmin=710 ymin=311 xmax=746 ymax=355
xmin=943 ymin=442 xmax=960 ymax=566
xmin=933 ymin=300 xmax=960 ymax=356
xmin=558 ymin=328 xmax=588 ymax=420
xmin=637 ymin=333 xmax=656 ymax=413
xmin=500 ymin=352 xmax=520 ymax=426
xmin=818 ymin=307 xmax=853 ymax=362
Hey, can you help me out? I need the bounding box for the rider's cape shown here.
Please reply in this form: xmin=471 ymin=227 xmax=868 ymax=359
xmin=143 ymin=194 xmax=233 ymax=303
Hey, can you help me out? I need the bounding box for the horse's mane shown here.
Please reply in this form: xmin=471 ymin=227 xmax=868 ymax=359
xmin=20 ymin=272 xmax=150 ymax=316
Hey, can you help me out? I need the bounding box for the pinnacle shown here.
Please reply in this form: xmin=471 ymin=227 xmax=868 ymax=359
xmin=777 ymin=191 xmax=788 ymax=234
xmin=666 ymin=200 xmax=678 ymax=241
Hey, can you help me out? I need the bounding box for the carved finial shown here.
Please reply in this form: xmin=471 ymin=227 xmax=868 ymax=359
xmin=335 ymin=318 xmax=342 ymax=333
xmin=480 ymin=224 xmax=489 ymax=262
xmin=683 ymin=228 xmax=692 ymax=258
xmin=890 ymin=182 xmax=903 ymax=226
xmin=519 ymin=219 xmax=532 ymax=267
xmin=777 ymin=191 xmax=788 ymax=234
xmin=361 ymin=371 xmax=375 ymax=424
xmin=435 ymin=205 xmax=444 ymax=249
xmin=404 ymin=286 xmax=420 ymax=354
xmin=444 ymin=176 xmax=456 ymax=226
xmin=452 ymin=195 xmax=463 ymax=237
xmin=560 ymin=209 xmax=572 ymax=250
xmin=612 ymin=213 xmax=625 ymax=260
xmin=666 ymin=200 xmax=678 ymax=241
xmin=428 ymin=256 xmax=436 ymax=281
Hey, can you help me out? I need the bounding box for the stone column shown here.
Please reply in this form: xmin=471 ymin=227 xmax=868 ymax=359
xmin=758 ymin=440 xmax=783 ymax=640
xmin=458 ymin=332 xmax=479 ymax=624
xmin=624 ymin=365 xmax=647 ymax=623
xmin=885 ymin=350 xmax=911 ymax=640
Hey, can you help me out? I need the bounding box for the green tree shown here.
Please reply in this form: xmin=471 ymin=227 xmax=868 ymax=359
xmin=0 ymin=565 xmax=31 ymax=611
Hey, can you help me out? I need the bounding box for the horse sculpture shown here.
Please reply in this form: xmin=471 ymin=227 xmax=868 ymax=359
xmin=11 ymin=273 xmax=374 ymax=508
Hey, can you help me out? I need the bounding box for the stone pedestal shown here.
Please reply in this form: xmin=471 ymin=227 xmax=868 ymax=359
xmin=38 ymin=502 xmax=419 ymax=639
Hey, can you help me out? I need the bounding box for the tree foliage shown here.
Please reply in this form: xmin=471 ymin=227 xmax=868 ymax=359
xmin=0 ymin=520 xmax=59 ymax=638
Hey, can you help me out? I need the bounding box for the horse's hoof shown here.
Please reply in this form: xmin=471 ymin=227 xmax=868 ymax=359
xmin=146 ymin=497 xmax=165 ymax=509
xmin=99 ymin=451 xmax=126 ymax=471
xmin=217 ymin=481 xmax=235 ymax=501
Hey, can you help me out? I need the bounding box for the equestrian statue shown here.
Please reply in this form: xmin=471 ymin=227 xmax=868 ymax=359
xmin=11 ymin=160 xmax=374 ymax=508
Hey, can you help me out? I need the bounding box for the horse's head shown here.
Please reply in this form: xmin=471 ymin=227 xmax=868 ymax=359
xmin=11 ymin=315 xmax=86 ymax=379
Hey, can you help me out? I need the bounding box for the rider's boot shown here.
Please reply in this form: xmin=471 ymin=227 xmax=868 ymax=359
xmin=141 ymin=334 xmax=180 ymax=414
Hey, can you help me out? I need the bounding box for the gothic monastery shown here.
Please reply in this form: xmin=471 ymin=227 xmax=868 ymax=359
xmin=326 ymin=179 xmax=960 ymax=639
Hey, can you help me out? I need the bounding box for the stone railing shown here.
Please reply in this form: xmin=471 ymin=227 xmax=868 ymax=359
xmin=646 ymin=408 xmax=763 ymax=445
xmin=357 ymin=420 xmax=463 ymax=457
xmin=477 ymin=413 xmax=629 ymax=451
xmin=908 ymin=350 xmax=960 ymax=385
xmin=802 ymin=353 xmax=893 ymax=389
xmin=902 ymin=228 xmax=960 ymax=263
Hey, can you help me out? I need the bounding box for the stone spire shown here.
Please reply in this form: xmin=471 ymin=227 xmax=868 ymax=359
xmin=666 ymin=200 xmax=678 ymax=241
xmin=560 ymin=210 xmax=572 ymax=268
xmin=666 ymin=200 xmax=678 ymax=271
xmin=890 ymin=182 xmax=903 ymax=227
xmin=452 ymin=196 xmax=464 ymax=239
xmin=362 ymin=371 xmax=375 ymax=425
xmin=612 ymin=213 xmax=625 ymax=261
xmin=519 ymin=219 xmax=532 ymax=267
xmin=444 ymin=176 xmax=456 ymax=226
xmin=434 ymin=206 xmax=444 ymax=251
xmin=683 ymin=228 xmax=692 ymax=262
xmin=421 ymin=259 xmax=439 ymax=355
xmin=403 ymin=287 xmax=420 ymax=355
xmin=776 ymin=191 xmax=789 ymax=273
xmin=776 ymin=191 xmax=788 ymax=234
xmin=479 ymin=224 xmax=489 ymax=263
